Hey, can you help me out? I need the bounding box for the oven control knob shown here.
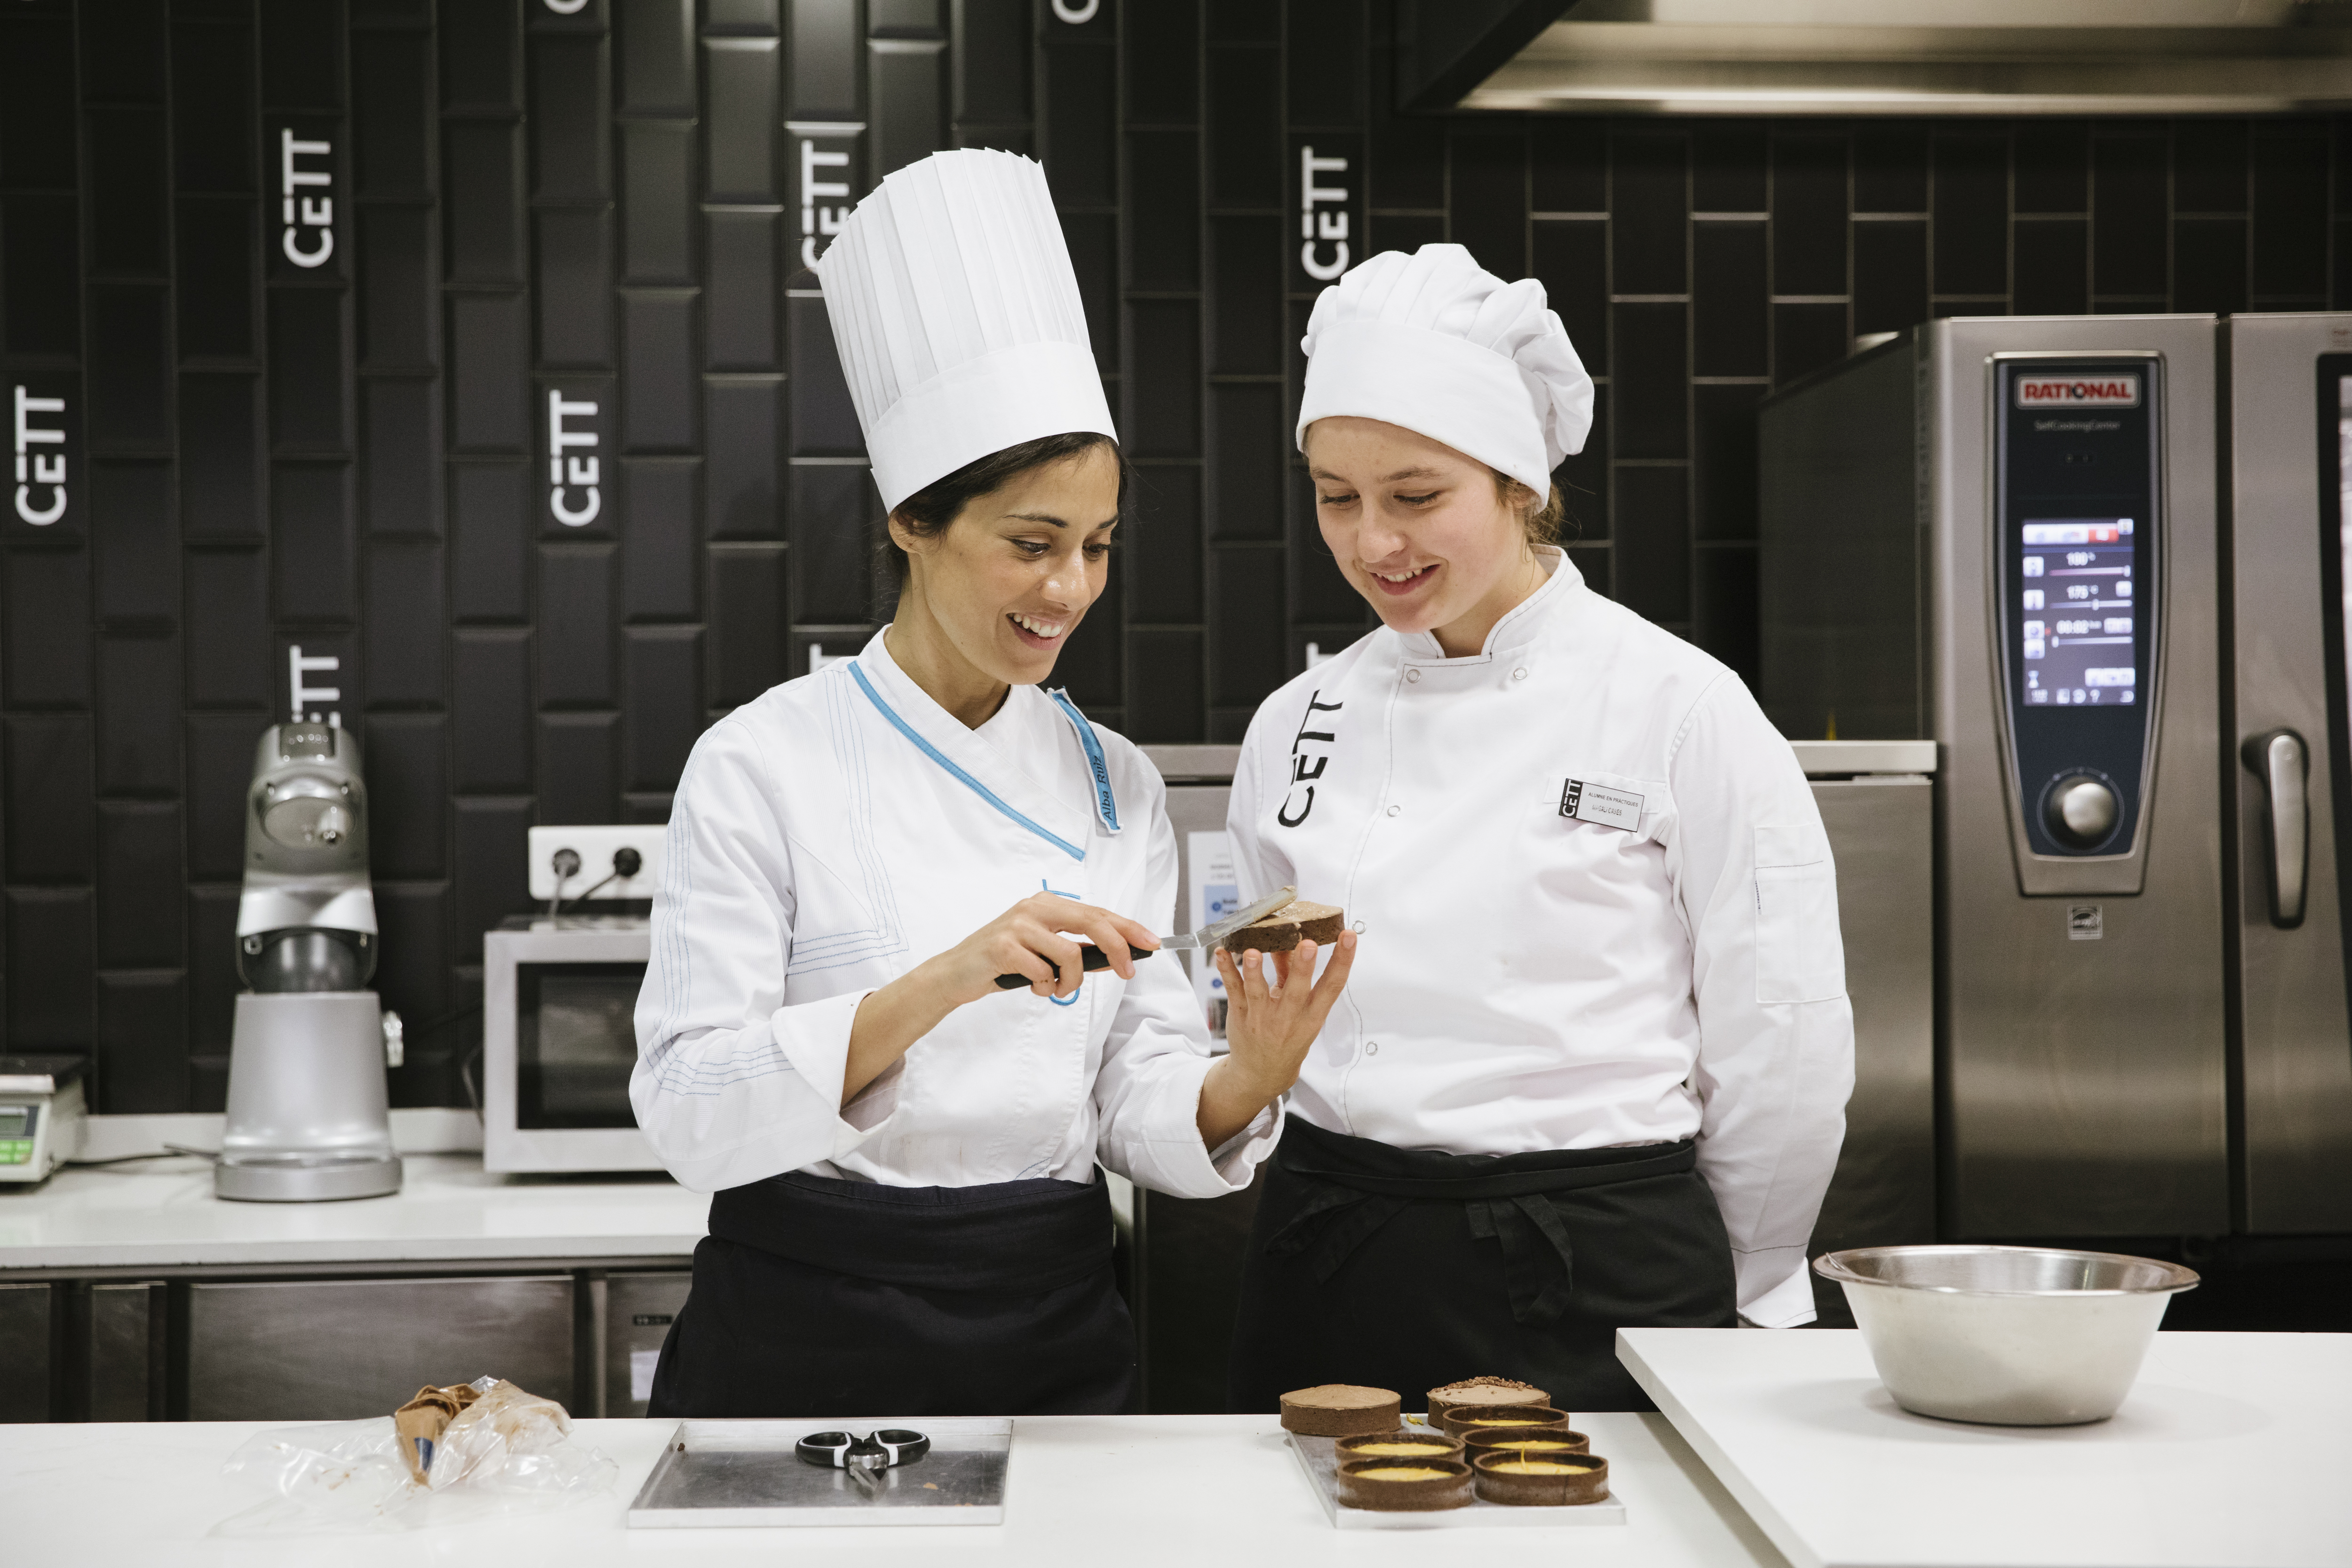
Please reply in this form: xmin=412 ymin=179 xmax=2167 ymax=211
xmin=2046 ymin=776 xmax=2119 ymax=846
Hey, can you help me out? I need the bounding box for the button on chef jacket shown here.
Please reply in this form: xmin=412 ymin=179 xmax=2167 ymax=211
xmin=1228 ymin=550 xmax=1853 ymax=1328
xmin=633 ymin=628 xmax=1279 ymax=1197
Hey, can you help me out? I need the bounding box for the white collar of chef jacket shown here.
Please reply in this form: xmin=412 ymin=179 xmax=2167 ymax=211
xmin=851 ymin=627 xmax=1092 ymax=841
xmin=1396 ymin=546 xmax=1578 ymax=665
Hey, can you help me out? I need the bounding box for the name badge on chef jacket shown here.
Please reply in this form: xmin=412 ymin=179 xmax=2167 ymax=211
xmin=1559 ymin=777 xmax=1644 ymax=831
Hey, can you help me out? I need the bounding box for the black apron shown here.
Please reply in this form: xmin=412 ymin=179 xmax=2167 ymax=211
xmin=1228 ymin=1119 xmax=1738 ymax=1415
xmin=649 ymin=1169 xmax=1136 ymax=1418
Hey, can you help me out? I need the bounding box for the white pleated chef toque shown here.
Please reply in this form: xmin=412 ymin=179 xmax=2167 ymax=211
xmin=817 ymin=148 xmax=1116 ymax=512
xmin=1295 ymin=243 xmax=1594 ymax=497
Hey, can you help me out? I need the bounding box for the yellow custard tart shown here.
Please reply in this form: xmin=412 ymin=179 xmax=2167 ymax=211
xmin=1332 ymin=1456 xmax=1474 ymax=1512
xmin=1426 ymin=1376 xmax=1551 ymax=1426
xmin=1463 ymin=1428 xmax=1591 ymax=1459
xmin=1470 ymin=1449 xmax=1610 ymax=1508
xmin=1434 ymin=1402 xmax=1574 ymax=1439
xmin=1335 ymin=1432 xmax=1465 ymax=1462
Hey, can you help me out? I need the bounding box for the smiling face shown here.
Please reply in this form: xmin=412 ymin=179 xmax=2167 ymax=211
xmin=1305 ymin=416 xmax=1543 ymax=658
xmin=888 ymin=443 xmax=1121 ymax=719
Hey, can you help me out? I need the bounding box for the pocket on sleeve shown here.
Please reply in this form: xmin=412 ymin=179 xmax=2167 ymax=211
xmin=1753 ymin=824 xmax=1846 ymax=1004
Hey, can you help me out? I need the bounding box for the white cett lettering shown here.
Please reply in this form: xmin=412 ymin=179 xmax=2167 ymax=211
xmin=280 ymin=130 xmax=334 ymax=268
xmin=1050 ymin=0 xmax=1100 ymax=20
xmin=13 ymin=386 xmax=65 ymax=525
xmin=289 ymin=645 xmax=342 ymax=727
xmin=542 ymin=0 xmax=588 ymax=11
xmin=1300 ymin=146 xmax=1349 ymax=281
xmin=548 ymin=391 xmax=600 ymax=526
xmin=800 ymin=138 xmax=852 ymax=270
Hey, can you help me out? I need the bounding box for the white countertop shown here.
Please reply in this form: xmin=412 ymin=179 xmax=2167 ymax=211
xmin=0 ymin=1154 xmax=707 ymax=1272
xmin=1622 ymin=1328 xmax=2352 ymax=1568
xmin=0 ymin=1411 xmax=1787 ymax=1567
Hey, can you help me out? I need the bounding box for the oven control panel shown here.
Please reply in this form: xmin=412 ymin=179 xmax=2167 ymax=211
xmin=1996 ymin=358 xmax=2160 ymax=857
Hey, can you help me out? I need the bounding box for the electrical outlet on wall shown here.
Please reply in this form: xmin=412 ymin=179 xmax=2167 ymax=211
xmin=527 ymin=825 xmax=667 ymax=901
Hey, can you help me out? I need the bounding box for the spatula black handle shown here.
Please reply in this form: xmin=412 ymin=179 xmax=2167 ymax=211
xmin=993 ymin=943 xmax=1156 ymax=991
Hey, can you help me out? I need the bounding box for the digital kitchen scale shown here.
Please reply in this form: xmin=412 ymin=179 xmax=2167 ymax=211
xmin=0 ymin=1056 xmax=88 ymax=1185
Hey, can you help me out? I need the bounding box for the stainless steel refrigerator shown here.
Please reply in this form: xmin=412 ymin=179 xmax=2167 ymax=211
xmin=2222 ymin=314 xmax=2352 ymax=1236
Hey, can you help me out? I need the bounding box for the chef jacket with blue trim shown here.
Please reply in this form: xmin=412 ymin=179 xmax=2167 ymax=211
xmin=633 ymin=628 xmax=1279 ymax=1196
xmin=1228 ymin=550 xmax=1852 ymax=1328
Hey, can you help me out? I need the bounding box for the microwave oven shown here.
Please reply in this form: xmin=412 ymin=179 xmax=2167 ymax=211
xmin=483 ymin=917 xmax=662 ymax=1173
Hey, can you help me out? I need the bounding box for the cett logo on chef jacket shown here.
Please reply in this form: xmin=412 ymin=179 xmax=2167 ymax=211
xmin=2016 ymin=374 xmax=2140 ymax=409
xmin=1277 ymin=690 xmax=1343 ymax=828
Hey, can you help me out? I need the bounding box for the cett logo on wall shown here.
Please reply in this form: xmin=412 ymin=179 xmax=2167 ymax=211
xmin=2016 ymin=373 xmax=2140 ymax=408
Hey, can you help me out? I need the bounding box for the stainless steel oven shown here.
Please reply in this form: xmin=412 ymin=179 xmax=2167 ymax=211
xmin=1764 ymin=314 xmax=2246 ymax=1242
xmin=483 ymin=916 xmax=659 ymax=1173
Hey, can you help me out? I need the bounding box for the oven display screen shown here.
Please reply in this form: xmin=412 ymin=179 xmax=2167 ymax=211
xmin=0 ymin=1106 xmax=30 ymax=1138
xmin=2019 ymin=518 xmax=2137 ymax=708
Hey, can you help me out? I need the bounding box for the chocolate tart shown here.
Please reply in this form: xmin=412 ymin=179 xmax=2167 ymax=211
xmin=1471 ymin=1449 xmax=1610 ymax=1507
xmin=1280 ymin=1384 xmax=1402 ymax=1436
xmin=1426 ymin=1376 xmax=1550 ymax=1425
xmin=1435 ymin=1402 xmax=1574 ymax=1439
xmin=1333 ymin=1456 xmax=1474 ymax=1512
xmin=1462 ymin=1427 xmax=1590 ymax=1460
xmin=1334 ymin=1431 xmax=1465 ymax=1463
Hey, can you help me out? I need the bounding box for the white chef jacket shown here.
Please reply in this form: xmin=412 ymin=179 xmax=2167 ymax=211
xmin=1228 ymin=550 xmax=1852 ymax=1328
xmin=633 ymin=628 xmax=1279 ymax=1197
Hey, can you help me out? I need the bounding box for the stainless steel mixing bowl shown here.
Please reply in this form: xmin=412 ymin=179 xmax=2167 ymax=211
xmin=1813 ymin=1245 xmax=2200 ymax=1426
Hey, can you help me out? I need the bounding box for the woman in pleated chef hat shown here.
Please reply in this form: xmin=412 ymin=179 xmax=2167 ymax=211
xmin=632 ymin=150 xmax=1354 ymax=1418
xmin=1224 ymin=244 xmax=1854 ymax=1413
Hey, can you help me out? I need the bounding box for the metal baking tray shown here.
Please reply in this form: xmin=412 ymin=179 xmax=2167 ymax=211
xmin=628 ymin=1418 xmax=1013 ymax=1528
xmin=1287 ymin=1433 xmax=1628 ymax=1530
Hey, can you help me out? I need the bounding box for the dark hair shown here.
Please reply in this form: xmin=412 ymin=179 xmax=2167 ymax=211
xmin=882 ymin=431 xmax=1129 ymax=581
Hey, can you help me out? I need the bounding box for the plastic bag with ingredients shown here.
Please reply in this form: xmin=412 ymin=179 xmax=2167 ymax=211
xmin=212 ymin=1376 xmax=615 ymax=1536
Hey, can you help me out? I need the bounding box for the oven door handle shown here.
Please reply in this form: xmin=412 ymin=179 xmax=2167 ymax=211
xmin=2242 ymin=729 xmax=2309 ymax=930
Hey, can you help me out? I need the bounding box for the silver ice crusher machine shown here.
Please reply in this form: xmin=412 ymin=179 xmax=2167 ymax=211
xmin=217 ymin=723 xmax=404 ymax=1202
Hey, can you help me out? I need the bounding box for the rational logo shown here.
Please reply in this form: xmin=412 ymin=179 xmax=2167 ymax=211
xmin=2017 ymin=373 xmax=2140 ymax=408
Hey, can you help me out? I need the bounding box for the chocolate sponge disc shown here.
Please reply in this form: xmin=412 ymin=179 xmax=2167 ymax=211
xmin=1279 ymin=1384 xmax=1401 ymax=1436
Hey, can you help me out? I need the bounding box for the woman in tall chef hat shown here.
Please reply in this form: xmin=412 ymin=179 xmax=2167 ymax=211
xmin=1225 ymin=245 xmax=1853 ymax=1413
xmin=634 ymin=150 xmax=1355 ymax=1419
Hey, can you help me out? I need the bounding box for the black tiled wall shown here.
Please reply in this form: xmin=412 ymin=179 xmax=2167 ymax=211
xmin=1 ymin=0 xmax=2343 ymax=1109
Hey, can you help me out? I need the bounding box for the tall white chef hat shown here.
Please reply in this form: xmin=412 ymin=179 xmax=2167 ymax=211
xmin=1295 ymin=243 xmax=1593 ymax=498
xmin=817 ymin=148 xmax=1115 ymax=512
